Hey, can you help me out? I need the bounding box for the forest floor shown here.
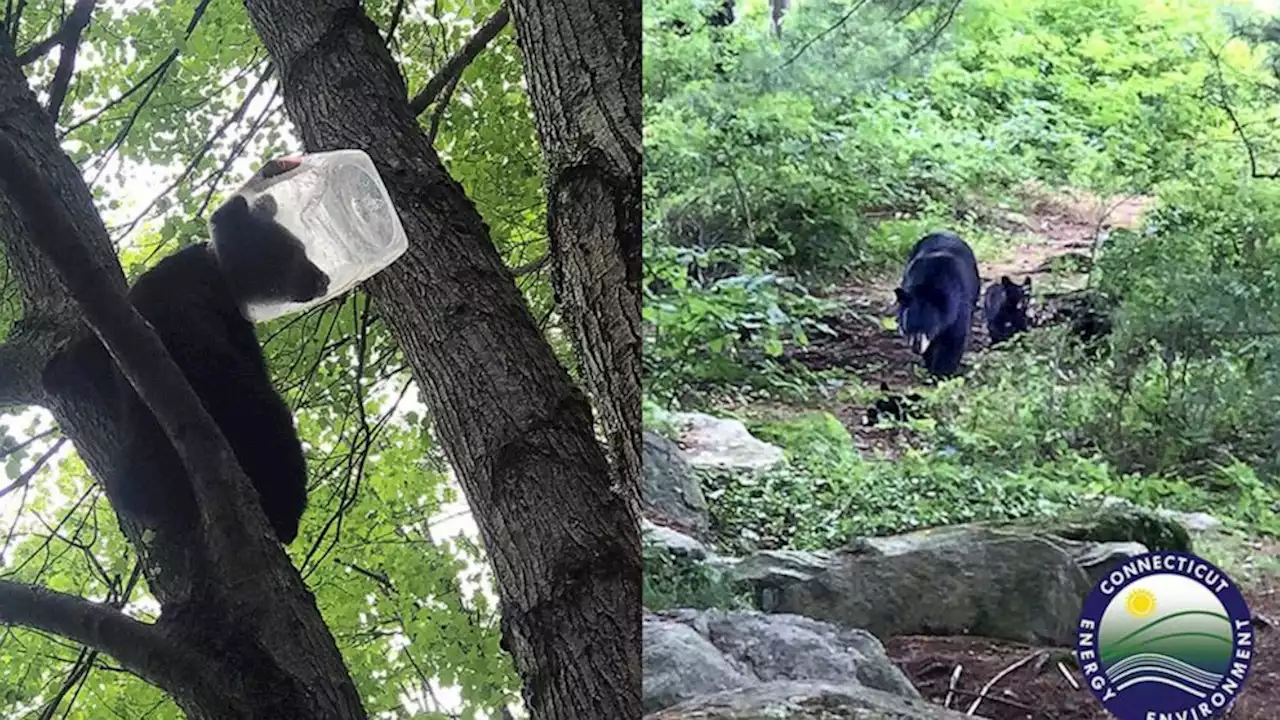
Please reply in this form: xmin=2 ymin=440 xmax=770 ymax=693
xmin=887 ymin=537 xmax=1280 ymax=720
xmin=778 ymin=188 xmax=1280 ymax=718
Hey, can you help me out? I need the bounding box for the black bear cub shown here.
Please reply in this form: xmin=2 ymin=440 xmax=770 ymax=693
xmin=43 ymin=193 xmax=328 ymax=544
xmin=211 ymin=193 xmax=329 ymax=307
xmin=983 ymin=275 xmax=1032 ymax=345
xmin=865 ymin=382 xmax=923 ymax=425
xmin=894 ymin=231 xmax=980 ymax=377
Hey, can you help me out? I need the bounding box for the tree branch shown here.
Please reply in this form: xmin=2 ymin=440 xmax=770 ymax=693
xmin=424 ymin=70 xmax=460 ymax=146
xmin=383 ymin=0 xmax=407 ymax=46
xmin=0 ymin=426 xmax=55 ymax=459
xmin=408 ymin=5 xmax=509 ymax=116
xmin=774 ymin=0 xmax=870 ymax=72
xmin=17 ymin=31 xmax=60 ymax=66
xmin=111 ymin=63 xmax=276 ymax=241
xmin=0 ymin=436 xmax=65 ymax=499
xmin=510 ymin=253 xmax=549 ymax=277
xmin=44 ymin=0 xmax=97 ymax=121
xmin=1208 ymin=45 xmax=1280 ymax=180
xmin=0 ymin=579 xmax=199 ymax=688
xmin=882 ymin=0 xmax=962 ymax=76
xmin=16 ymin=0 xmax=92 ymax=66
xmin=61 ymin=0 xmax=214 ymax=167
xmin=5 ymin=0 xmax=27 ymax=46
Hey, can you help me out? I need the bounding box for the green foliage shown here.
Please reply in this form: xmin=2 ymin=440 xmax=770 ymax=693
xmin=696 ymin=410 xmax=1085 ymax=553
xmin=642 ymin=544 xmax=749 ymax=611
xmin=942 ymin=331 xmax=1280 ymax=536
xmin=751 ymin=411 xmax=858 ymax=466
xmin=1063 ymin=172 xmax=1280 ymax=483
xmin=922 ymin=0 xmax=1243 ymax=189
xmin=644 ymin=0 xmax=1263 ymax=279
xmin=642 ymin=242 xmax=836 ymax=400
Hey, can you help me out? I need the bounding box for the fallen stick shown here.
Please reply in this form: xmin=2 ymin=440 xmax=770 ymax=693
xmin=967 ymin=651 xmax=1045 ymax=715
xmin=944 ymin=664 xmax=962 ymax=709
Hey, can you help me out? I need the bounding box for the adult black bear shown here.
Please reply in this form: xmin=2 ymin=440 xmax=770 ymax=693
xmin=894 ymin=231 xmax=980 ymax=377
xmin=983 ymin=275 xmax=1032 ymax=345
xmin=43 ymin=193 xmax=328 ymax=544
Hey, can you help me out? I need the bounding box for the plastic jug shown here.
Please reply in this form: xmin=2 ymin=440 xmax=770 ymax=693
xmin=215 ymin=149 xmax=408 ymax=322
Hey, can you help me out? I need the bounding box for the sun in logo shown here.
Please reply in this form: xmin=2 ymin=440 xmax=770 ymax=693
xmin=1125 ymin=588 xmax=1157 ymax=618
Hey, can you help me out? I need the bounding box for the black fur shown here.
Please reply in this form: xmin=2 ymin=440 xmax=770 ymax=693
xmin=43 ymin=196 xmax=328 ymax=544
xmin=865 ymin=382 xmax=922 ymax=425
xmin=894 ymin=232 xmax=981 ymax=376
xmin=983 ymin=275 xmax=1032 ymax=345
xmin=1043 ymin=291 xmax=1112 ymax=352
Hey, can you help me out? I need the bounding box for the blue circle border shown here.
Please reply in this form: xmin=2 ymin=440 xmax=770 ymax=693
xmin=1074 ymin=551 xmax=1254 ymax=720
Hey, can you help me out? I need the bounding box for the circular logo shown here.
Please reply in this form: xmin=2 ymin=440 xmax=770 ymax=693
xmin=1076 ymin=552 xmax=1254 ymax=720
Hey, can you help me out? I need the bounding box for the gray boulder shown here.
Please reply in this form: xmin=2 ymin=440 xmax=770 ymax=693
xmin=644 ymin=615 xmax=745 ymax=713
xmin=1161 ymin=510 xmax=1221 ymax=533
xmin=729 ymin=549 xmax=830 ymax=611
xmin=740 ymin=526 xmax=1092 ymax=645
xmin=1097 ymin=495 xmax=1222 ymax=534
xmin=644 ymin=518 xmax=711 ymax=560
xmin=670 ymin=412 xmax=785 ymax=472
xmin=643 ymin=610 xmax=918 ymax=714
xmin=1055 ymin=537 xmax=1149 ymax=587
xmin=643 ymin=431 xmax=712 ymax=538
xmin=645 ymin=681 xmax=975 ymax=720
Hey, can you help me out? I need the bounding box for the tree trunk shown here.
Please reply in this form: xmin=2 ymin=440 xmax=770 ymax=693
xmin=507 ymin=0 xmax=644 ymax=514
xmin=239 ymin=2 xmax=642 ymax=717
xmin=0 ymin=32 xmax=365 ymax=720
xmin=772 ymin=0 xmax=790 ymax=37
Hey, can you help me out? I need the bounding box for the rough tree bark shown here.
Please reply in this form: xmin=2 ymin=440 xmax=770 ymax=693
xmin=507 ymin=0 xmax=644 ymax=513
xmin=240 ymin=1 xmax=642 ymax=717
xmin=0 ymin=31 xmax=366 ymax=720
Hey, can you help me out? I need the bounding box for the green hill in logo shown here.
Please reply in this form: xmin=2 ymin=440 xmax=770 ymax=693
xmin=1098 ymin=575 xmax=1233 ymax=694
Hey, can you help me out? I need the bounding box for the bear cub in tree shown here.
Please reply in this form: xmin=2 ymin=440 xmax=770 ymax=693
xmin=894 ymin=231 xmax=980 ymax=377
xmin=44 ymin=193 xmax=328 ymax=544
xmin=983 ymin=275 xmax=1032 ymax=345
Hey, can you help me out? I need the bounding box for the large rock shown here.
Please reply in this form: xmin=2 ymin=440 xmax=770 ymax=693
xmin=729 ymin=549 xmax=830 ymax=610
xmin=1043 ymin=498 xmax=1194 ymax=551
xmin=645 ymin=681 xmax=974 ymax=720
xmin=730 ymin=549 xmax=830 ymax=585
xmin=644 ymin=615 xmax=744 ymax=712
xmin=742 ymin=526 xmax=1092 ymax=645
xmin=1053 ymin=537 xmax=1148 ymax=587
xmin=1161 ymin=509 xmax=1221 ymax=533
xmin=644 ymin=518 xmax=710 ymax=560
xmin=670 ymin=412 xmax=785 ymax=472
xmin=1095 ymin=495 xmax=1220 ymax=537
xmin=643 ymin=431 xmax=712 ymax=538
xmin=861 ymin=524 xmax=1149 ymax=588
xmin=643 ymin=610 xmax=918 ymax=714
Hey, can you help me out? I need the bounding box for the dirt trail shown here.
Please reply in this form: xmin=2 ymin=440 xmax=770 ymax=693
xmin=784 ymin=189 xmax=1152 ymax=456
xmin=979 ymin=189 xmax=1152 ymax=284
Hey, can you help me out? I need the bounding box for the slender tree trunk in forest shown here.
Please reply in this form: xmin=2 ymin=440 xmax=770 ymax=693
xmin=772 ymin=0 xmax=790 ymax=36
xmin=507 ymin=0 xmax=644 ymax=511
xmin=240 ymin=1 xmax=642 ymax=717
